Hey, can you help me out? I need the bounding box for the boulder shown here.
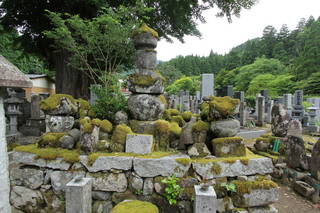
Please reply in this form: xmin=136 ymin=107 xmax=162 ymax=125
xmin=311 ymin=139 xmax=320 ymax=180
xmin=129 ymin=120 xmax=156 ymax=134
xmin=128 ymin=94 xmax=166 ymax=121
xmin=133 ymin=154 xmax=191 ymax=177
xmin=87 ymin=172 xmax=128 ymax=192
xmin=187 ymin=143 xmax=211 ymax=157
xmin=126 ymin=134 xmax=154 ymax=154
xmin=212 ymin=137 xmax=246 ymax=157
xmin=68 ymin=128 xmax=81 ymax=141
xmin=143 ymin=178 xmax=154 ymax=195
xmin=40 ymin=95 xmax=78 ymax=115
xmin=179 ymin=120 xmax=196 ymax=148
xmin=80 ymin=125 xmax=100 ymax=154
xmin=128 ymin=70 xmax=164 ymax=94
xmin=114 ymin=111 xmax=129 ymax=125
xmin=92 ymin=191 xmax=111 ymax=201
xmin=45 ymin=115 xmax=75 ymax=132
xmin=285 ymin=136 xmax=307 ymax=169
xmin=271 ymin=104 xmax=290 ymax=137
xmin=129 ymin=175 xmax=144 ymax=191
xmin=210 ymin=119 xmax=240 ymax=137
xmin=208 ymin=96 xmax=240 ymax=120
xmin=80 ymin=155 xmax=133 ymax=172
xmin=10 ymin=186 xmax=44 ymax=212
xmin=192 ymin=157 xmax=274 ymax=179
xmin=293 ymin=181 xmax=315 ymax=197
xmin=10 ymin=167 xmax=44 ymax=189
xmin=59 ymin=135 xmax=75 ymax=149
xmin=287 ymin=119 xmax=302 ymax=137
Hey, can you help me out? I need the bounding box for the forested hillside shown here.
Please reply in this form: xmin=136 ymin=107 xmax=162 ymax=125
xmin=157 ymin=16 xmax=320 ymax=97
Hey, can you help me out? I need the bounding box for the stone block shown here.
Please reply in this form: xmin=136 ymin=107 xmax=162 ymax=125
xmin=80 ymin=155 xmax=133 ymax=172
xmin=126 ymin=134 xmax=154 ymax=154
xmin=87 ymin=172 xmax=127 ymax=192
xmin=194 ymin=185 xmax=217 ymax=213
xmin=133 ymin=154 xmax=191 ymax=177
xmin=10 ymin=186 xmax=44 ymax=212
xmin=50 ymin=171 xmax=86 ymax=195
xmin=10 ymin=167 xmax=44 ymax=189
xmin=66 ymin=177 xmax=92 ymax=213
xmin=212 ymin=137 xmax=246 ymax=157
xmin=192 ymin=157 xmax=274 ymax=179
xmin=135 ymin=49 xmax=157 ymax=69
xmin=187 ymin=143 xmax=211 ymax=157
xmin=293 ymin=181 xmax=315 ymax=197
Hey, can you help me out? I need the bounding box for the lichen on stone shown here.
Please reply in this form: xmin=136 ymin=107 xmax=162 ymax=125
xmin=133 ymin=23 xmax=159 ymax=39
xmin=110 ymin=200 xmax=159 ymax=213
xmin=129 ymin=73 xmax=158 ymax=87
xmin=211 ymin=163 xmax=222 ymax=174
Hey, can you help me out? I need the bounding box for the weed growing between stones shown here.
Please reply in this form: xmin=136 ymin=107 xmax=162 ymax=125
xmin=161 ymin=174 xmax=183 ymax=205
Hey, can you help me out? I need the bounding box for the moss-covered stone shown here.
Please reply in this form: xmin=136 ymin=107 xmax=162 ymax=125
xmin=232 ymin=180 xmax=278 ymax=194
xmin=212 ymin=137 xmax=246 ymax=157
xmin=181 ymin=111 xmax=192 ymax=122
xmin=169 ymin=122 xmax=182 ymax=138
xmin=111 ymin=200 xmax=159 ymax=213
xmin=133 ymin=23 xmax=159 ymax=38
xmin=129 ymin=72 xmax=162 ymax=87
xmin=171 ymin=115 xmax=185 ymax=127
xmin=38 ymin=132 xmax=66 ymax=148
xmin=162 ymin=109 xmax=180 ymax=120
xmin=175 ymin=158 xmax=191 ymax=166
xmin=209 ymin=96 xmax=240 ymax=119
xmin=200 ymin=102 xmax=209 ymax=120
xmin=111 ymin=124 xmax=133 ymax=145
xmin=100 ymin=119 xmax=113 ymax=133
xmin=154 ymin=120 xmax=170 ymax=151
xmin=192 ymin=120 xmax=209 ymax=132
xmin=40 ymin=94 xmax=75 ymax=111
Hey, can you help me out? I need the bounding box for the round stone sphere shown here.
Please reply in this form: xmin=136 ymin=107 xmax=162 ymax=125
xmin=128 ymin=94 xmax=166 ymax=121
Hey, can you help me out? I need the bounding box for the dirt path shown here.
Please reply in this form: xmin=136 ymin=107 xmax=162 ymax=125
xmin=274 ymin=183 xmax=320 ymax=213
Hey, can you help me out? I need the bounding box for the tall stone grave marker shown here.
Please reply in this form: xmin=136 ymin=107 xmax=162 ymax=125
xmin=292 ymin=90 xmax=304 ymax=120
xmin=257 ymin=96 xmax=265 ymax=126
xmin=200 ymin=74 xmax=214 ymax=99
xmin=234 ymin=91 xmax=245 ymax=102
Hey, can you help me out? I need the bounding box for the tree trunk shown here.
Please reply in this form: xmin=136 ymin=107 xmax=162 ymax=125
xmin=51 ymin=50 xmax=91 ymax=99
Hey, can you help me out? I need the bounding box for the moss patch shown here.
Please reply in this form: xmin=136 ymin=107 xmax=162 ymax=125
xmin=192 ymin=120 xmax=209 ymax=132
xmin=133 ymin=23 xmax=159 ymax=38
xmin=40 ymin=94 xmax=75 ymax=111
xmin=211 ymin=163 xmax=222 ymax=174
xmin=129 ymin=73 xmax=159 ymax=87
xmin=163 ymin=109 xmax=180 ymax=120
xmin=171 ymin=115 xmax=185 ymax=127
xmin=110 ymin=200 xmax=159 ymax=213
xmin=209 ymin=96 xmax=240 ymax=118
xmin=14 ymin=144 xmax=80 ymax=163
xmin=111 ymin=124 xmax=133 ymax=145
xmin=232 ymin=180 xmax=278 ymax=194
xmin=175 ymin=158 xmax=191 ymax=166
xmin=169 ymin=122 xmax=182 ymax=137
xmin=100 ymin=119 xmax=113 ymax=133
xmin=212 ymin=137 xmax=243 ymax=144
xmin=181 ymin=111 xmax=192 ymax=122
xmin=38 ymin=132 xmax=66 ymax=148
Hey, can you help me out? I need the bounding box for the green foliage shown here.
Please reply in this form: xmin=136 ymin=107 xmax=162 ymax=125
xmin=220 ymin=183 xmax=237 ymax=193
xmin=161 ymin=174 xmax=183 ymax=205
xmin=90 ymin=83 xmax=127 ymax=122
xmin=165 ymin=76 xmax=200 ymax=95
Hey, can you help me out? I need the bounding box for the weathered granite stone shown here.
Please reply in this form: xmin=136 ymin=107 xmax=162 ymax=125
xmin=9 ymin=151 xmax=71 ymax=170
xmin=210 ymin=119 xmax=240 ymax=137
xmin=194 ymin=185 xmax=217 ymax=213
xmin=68 ymin=128 xmax=81 ymax=141
xmin=293 ymin=181 xmax=315 ymax=197
xmin=66 ymin=177 xmax=92 ymax=213
xmin=192 ymin=130 xmax=207 ymax=144
xmin=128 ymin=70 xmax=164 ymax=94
xmin=45 ymin=115 xmax=74 ymax=132
xmin=128 ymin=94 xmax=165 ymax=121
xmin=212 ymin=137 xmax=246 ymax=157
xmin=111 ymin=190 xmax=137 ymax=204
xmin=133 ymin=154 xmax=191 ymax=177
xmin=143 ymin=178 xmax=154 ymax=195
xmin=92 ymin=201 xmax=113 ymax=213
xmin=59 ymin=135 xmax=75 ymax=149
xmin=10 ymin=186 xmax=44 ymax=212
xmin=216 ymin=197 xmax=234 ymax=213
xmin=187 ymin=143 xmax=211 ymax=157
xmin=271 ymin=104 xmax=290 ymax=137
xmin=232 ymin=188 xmax=278 ymax=207
xmin=80 ymin=125 xmax=99 ymax=154
xmin=129 ymin=120 xmax=156 ymax=134
xmin=50 ymin=170 xmax=86 ymax=194
xmin=287 ymin=119 xmax=302 ymax=137
xmin=126 ymin=134 xmax=154 ymax=154
xmin=177 ymin=201 xmax=192 ymax=213
xmin=42 ymin=96 xmax=78 ymax=115
xmin=192 ymin=157 xmax=274 ymax=179
xmin=136 ymin=49 xmax=157 ymax=69
xmin=248 ymin=205 xmax=279 ymax=213
xmin=130 ymin=175 xmax=144 ymax=191
xmin=80 ymin=155 xmax=133 ymax=172
xmin=179 ymin=120 xmax=196 ymax=148
xmin=285 ymin=136 xmax=307 ymax=169
xmin=92 ymin=191 xmax=111 ymax=201
xmin=133 ymin=32 xmax=158 ymax=49
xmin=10 ymin=167 xmax=44 ymax=189
xmin=87 ymin=172 xmax=127 ymax=192
xmin=115 ymin=111 xmax=129 ymax=125
xmin=311 ymin=139 xmax=320 ymax=180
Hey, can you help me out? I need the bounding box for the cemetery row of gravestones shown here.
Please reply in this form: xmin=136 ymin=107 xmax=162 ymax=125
xmin=8 ymin=25 xmax=281 ymax=213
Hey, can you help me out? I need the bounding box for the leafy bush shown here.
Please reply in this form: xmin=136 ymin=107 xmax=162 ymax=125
xmin=161 ymin=174 xmax=182 ymax=205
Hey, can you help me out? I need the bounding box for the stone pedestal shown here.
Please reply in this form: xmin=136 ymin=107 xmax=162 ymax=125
xmin=66 ymin=177 xmax=92 ymax=213
xmin=194 ymin=185 xmax=217 ymax=213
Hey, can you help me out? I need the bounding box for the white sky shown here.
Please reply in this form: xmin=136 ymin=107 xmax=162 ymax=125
xmin=157 ymin=0 xmax=320 ymax=61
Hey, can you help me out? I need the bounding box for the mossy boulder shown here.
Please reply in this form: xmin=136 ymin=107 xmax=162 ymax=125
xmin=212 ymin=137 xmax=246 ymax=157
xmin=111 ymin=200 xmax=159 ymax=213
xmin=191 ymin=120 xmax=209 ymax=144
xmin=154 ymin=120 xmax=171 ymax=151
xmin=187 ymin=143 xmax=211 ymax=157
xmin=171 ymin=115 xmax=186 ymax=127
xmin=38 ymin=132 xmax=66 ymax=148
xmin=163 ymin=108 xmax=180 ymax=121
xmin=111 ymin=124 xmax=133 ymax=152
xmin=129 ymin=120 xmax=156 ymax=135
xmin=181 ymin=111 xmax=192 ymax=122
xmin=208 ymin=96 xmax=240 ymax=120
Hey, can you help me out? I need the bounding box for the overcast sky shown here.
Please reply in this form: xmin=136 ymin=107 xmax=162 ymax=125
xmin=157 ymin=0 xmax=320 ymax=61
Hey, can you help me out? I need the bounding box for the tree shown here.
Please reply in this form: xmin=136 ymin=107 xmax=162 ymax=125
xmin=156 ymin=63 xmax=183 ymax=86
xmin=0 ymin=0 xmax=256 ymax=97
xmin=165 ymin=76 xmax=200 ymax=95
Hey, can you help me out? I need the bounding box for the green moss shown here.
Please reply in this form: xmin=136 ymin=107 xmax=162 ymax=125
xmin=88 ymin=109 xmax=96 ymax=117
xmin=110 ymin=200 xmax=159 ymax=213
xmin=133 ymin=23 xmax=159 ymax=38
xmin=163 ymin=109 xmax=180 ymax=120
xmin=200 ymin=102 xmax=209 ymax=119
xmin=212 ymin=137 xmax=243 ymax=144
xmin=100 ymin=119 xmax=113 ymax=133
xmin=155 ymin=119 xmax=170 ymax=134
xmin=159 ymin=95 xmax=167 ymax=106
xmin=38 ymin=132 xmax=66 ymax=148
xmin=79 ymin=117 xmax=90 ymax=126
xmin=181 ymin=111 xmax=192 ymax=122
xmin=209 ymin=96 xmax=240 ymax=117
xmin=129 ymin=73 xmax=158 ymax=87
xmin=212 ymin=137 xmax=246 ymax=157
xmin=175 ymin=158 xmax=191 ymax=166
xmin=192 ymin=120 xmax=209 ymax=132
xmin=171 ymin=115 xmax=185 ymax=127
xmin=111 ymin=124 xmax=133 ymax=145
xmin=154 ymin=120 xmax=170 ymax=151
xmin=169 ymin=122 xmax=182 ymax=137
xmin=232 ymin=180 xmax=278 ymax=194
xmin=82 ymin=122 xmax=94 ymax=134
xmin=91 ymin=118 xmax=102 ymax=127
xmin=40 ymin=94 xmax=75 ymax=111
xmin=14 ymin=144 xmax=80 ymax=163
xmin=211 ymin=163 xmax=222 ymax=174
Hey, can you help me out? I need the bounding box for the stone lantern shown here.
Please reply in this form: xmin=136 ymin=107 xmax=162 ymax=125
xmin=0 ymin=55 xmax=32 ymax=212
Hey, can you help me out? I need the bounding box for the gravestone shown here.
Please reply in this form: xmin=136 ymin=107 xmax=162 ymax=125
xmin=66 ymin=177 xmax=92 ymax=213
xmin=283 ymin=94 xmax=293 ymax=110
xmin=292 ymin=90 xmax=304 ymax=121
xmin=265 ymin=100 xmax=274 ymax=124
xmin=307 ymin=107 xmax=320 ymax=132
xmin=194 ymin=185 xmax=217 ymax=213
xmin=234 ymin=91 xmax=245 ymax=102
xmin=226 ymin=85 xmax=233 ymax=97
xmin=257 ymin=96 xmax=265 ymax=127
xmin=239 ymin=102 xmax=247 ymax=126
xmin=200 ymin=74 xmax=214 ymax=99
